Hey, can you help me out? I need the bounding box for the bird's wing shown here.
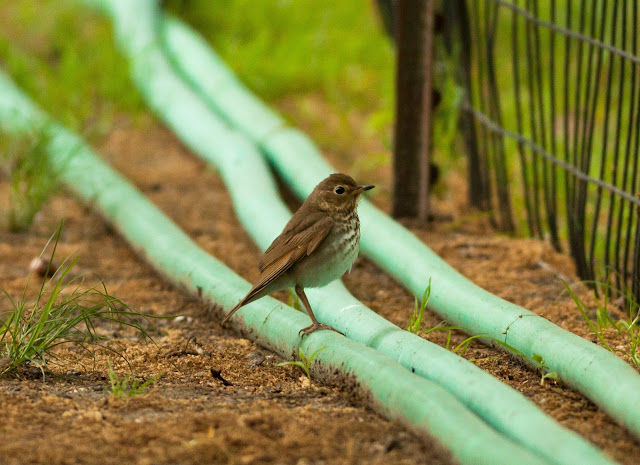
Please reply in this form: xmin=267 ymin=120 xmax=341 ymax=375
xmin=255 ymin=213 xmax=334 ymax=287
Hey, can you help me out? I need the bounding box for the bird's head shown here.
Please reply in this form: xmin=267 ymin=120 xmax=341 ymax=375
xmin=310 ymin=173 xmax=375 ymax=214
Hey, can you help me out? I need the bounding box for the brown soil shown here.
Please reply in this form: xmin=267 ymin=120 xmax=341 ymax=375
xmin=1 ymin=124 xmax=639 ymax=465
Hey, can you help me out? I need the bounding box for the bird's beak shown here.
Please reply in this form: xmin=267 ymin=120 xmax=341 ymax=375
xmin=355 ymin=184 xmax=375 ymax=194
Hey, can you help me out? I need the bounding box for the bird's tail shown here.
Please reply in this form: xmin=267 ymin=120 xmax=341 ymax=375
xmin=221 ymin=289 xmax=261 ymax=326
xmin=220 ymin=300 xmax=245 ymax=326
xmin=222 ymin=279 xmax=277 ymax=326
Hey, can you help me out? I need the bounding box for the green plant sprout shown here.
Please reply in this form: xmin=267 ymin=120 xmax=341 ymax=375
xmin=408 ymin=278 xmax=432 ymax=334
xmin=107 ymin=360 xmax=162 ymax=397
xmin=564 ymin=279 xmax=640 ymax=371
xmin=405 ymin=278 xmax=566 ymax=382
xmin=277 ymin=346 xmax=327 ymax=378
xmin=532 ymin=353 xmax=560 ymax=386
xmin=444 ymin=331 xmax=488 ymax=357
xmin=408 ymin=278 xmax=492 ymax=358
xmin=420 ymin=316 xmax=560 ymax=378
xmin=0 ymin=223 xmax=154 ymax=378
xmin=414 ymin=321 xmax=487 ymax=357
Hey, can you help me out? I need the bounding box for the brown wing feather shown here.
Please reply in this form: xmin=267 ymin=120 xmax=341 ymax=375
xmin=257 ymin=214 xmax=333 ymax=285
xmin=259 ymin=213 xmax=333 ymax=271
xmin=221 ymin=214 xmax=333 ymax=326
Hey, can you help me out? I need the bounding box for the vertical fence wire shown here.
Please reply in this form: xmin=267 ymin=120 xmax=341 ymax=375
xmin=486 ymin=1 xmax=515 ymax=230
xmin=471 ymin=0 xmax=496 ymax=219
xmin=623 ymin=0 xmax=640 ymax=292
xmin=601 ymin=0 xmax=626 ymax=288
xmin=457 ymin=0 xmax=640 ymax=303
xmin=547 ymin=0 xmax=560 ymax=251
xmin=562 ymin=0 xmax=574 ymax=259
xmin=511 ymin=3 xmax=537 ymax=237
xmin=457 ymin=0 xmax=490 ymax=210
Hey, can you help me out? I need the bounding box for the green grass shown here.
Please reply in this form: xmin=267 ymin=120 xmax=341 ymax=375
xmin=0 ymin=0 xmax=148 ymax=138
xmin=408 ymin=279 xmax=432 ymax=334
xmin=408 ymin=279 xmax=488 ymax=357
xmin=277 ymin=345 xmax=327 ymax=378
xmin=435 ymin=326 xmax=487 ymax=358
xmin=163 ymin=0 xmax=402 ymax=185
xmin=0 ymin=129 xmax=57 ymax=231
xmin=0 ymin=224 xmax=155 ymax=378
xmin=0 ymin=0 xmax=150 ymax=229
xmin=107 ymin=360 xmax=162 ymax=397
xmin=165 ymin=0 xmax=394 ymax=114
xmin=565 ymin=279 xmax=640 ymax=371
xmin=422 ymin=320 xmax=500 ymax=358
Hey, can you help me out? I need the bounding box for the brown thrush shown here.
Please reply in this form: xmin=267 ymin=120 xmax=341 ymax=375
xmin=221 ymin=173 xmax=374 ymax=336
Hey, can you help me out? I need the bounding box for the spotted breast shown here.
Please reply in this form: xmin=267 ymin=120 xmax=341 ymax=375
xmin=290 ymin=209 xmax=360 ymax=289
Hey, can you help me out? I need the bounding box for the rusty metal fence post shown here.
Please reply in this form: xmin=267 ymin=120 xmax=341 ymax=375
xmin=392 ymin=0 xmax=435 ymax=220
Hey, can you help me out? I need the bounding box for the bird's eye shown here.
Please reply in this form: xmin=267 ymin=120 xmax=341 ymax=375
xmin=335 ymin=186 xmax=345 ymax=195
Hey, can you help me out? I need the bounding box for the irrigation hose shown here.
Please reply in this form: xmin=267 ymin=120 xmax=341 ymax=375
xmin=0 ymin=71 xmax=558 ymax=465
xmin=143 ymin=0 xmax=640 ymax=441
xmin=67 ymin=1 xmax=620 ymax=464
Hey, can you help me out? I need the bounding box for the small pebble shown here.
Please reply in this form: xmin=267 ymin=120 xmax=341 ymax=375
xmin=29 ymin=257 xmax=56 ymax=278
xmin=246 ymin=351 xmax=266 ymax=368
xmin=384 ymin=438 xmax=402 ymax=453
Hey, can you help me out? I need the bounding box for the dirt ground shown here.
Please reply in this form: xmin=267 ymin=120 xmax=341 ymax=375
xmin=1 ymin=124 xmax=639 ymax=465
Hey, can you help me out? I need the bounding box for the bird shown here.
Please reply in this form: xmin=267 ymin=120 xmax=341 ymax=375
xmin=221 ymin=173 xmax=374 ymax=336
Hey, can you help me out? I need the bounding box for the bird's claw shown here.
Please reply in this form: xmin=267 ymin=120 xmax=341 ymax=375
xmin=299 ymin=323 xmax=344 ymax=337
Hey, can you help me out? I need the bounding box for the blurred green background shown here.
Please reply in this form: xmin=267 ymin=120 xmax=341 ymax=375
xmin=0 ymin=0 xmax=394 ymax=152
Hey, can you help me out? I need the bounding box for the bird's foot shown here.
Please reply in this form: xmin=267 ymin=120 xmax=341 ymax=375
xmin=299 ymin=322 xmax=344 ymax=337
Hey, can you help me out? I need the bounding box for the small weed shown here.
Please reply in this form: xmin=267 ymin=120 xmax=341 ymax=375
xmin=0 ymin=128 xmax=57 ymax=232
xmin=564 ymin=279 xmax=640 ymax=371
xmin=107 ymin=360 xmax=162 ymax=397
xmin=418 ymin=320 xmax=487 ymax=357
xmin=0 ymin=223 xmax=155 ymax=377
xmin=532 ymin=353 xmax=560 ymax=386
xmin=420 ymin=313 xmax=566 ymax=384
xmin=408 ymin=278 xmax=432 ymax=334
xmin=410 ymin=281 xmax=492 ymax=358
xmin=277 ymin=346 xmax=327 ymax=378
xmin=444 ymin=330 xmax=488 ymax=357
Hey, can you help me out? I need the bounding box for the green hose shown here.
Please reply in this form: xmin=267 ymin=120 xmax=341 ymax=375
xmin=141 ymin=0 xmax=640 ymax=441
xmin=67 ymin=1 xmax=622 ymax=464
xmin=0 ymin=71 xmax=557 ymax=465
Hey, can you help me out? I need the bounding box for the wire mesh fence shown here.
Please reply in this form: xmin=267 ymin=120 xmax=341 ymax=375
xmin=454 ymin=0 xmax=640 ymax=301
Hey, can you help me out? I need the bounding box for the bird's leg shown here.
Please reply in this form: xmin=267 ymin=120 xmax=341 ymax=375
xmin=295 ymin=285 xmax=344 ymax=337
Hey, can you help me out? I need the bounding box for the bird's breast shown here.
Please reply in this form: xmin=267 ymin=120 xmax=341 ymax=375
xmin=291 ymin=214 xmax=360 ymax=288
